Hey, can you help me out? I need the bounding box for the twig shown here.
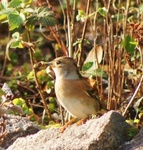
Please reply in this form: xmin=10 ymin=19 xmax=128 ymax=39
xmin=70 ymin=0 xmax=76 ymax=57
xmin=66 ymin=0 xmax=73 ymax=57
xmin=93 ymin=0 xmax=98 ymax=48
xmin=123 ymin=0 xmax=130 ymax=35
xmin=78 ymin=0 xmax=91 ymax=68
xmin=123 ymin=74 xmax=143 ymax=116
xmin=123 ymin=46 xmax=143 ymax=116
xmin=39 ymin=24 xmax=67 ymax=56
xmin=58 ymin=0 xmax=68 ymax=48
xmin=1 ymin=51 xmax=7 ymax=78
xmin=45 ymin=0 xmax=51 ymax=7
xmin=26 ymin=30 xmax=52 ymax=119
xmin=49 ymin=27 xmax=68 ymax=56
xmin=17 ymin=83 xmax=37 ymax=94
xmin=1 ymin=37 xmax=14 ymax=77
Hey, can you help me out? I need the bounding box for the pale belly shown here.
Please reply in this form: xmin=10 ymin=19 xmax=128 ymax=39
xmin=55 ymin=79 xmax=99 ymax=119
xmin=58 ymin=97 xmax=97 ymax=119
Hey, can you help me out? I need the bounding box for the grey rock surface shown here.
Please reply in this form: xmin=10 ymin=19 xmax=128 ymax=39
xmin=7 ymin=111 xmax=130 ymax=150
xmin=0 ymin=115 xmax=39 ymax=149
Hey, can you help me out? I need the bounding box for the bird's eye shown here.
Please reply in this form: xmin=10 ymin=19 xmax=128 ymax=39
xmin=56 ymin=60 xmax=61 ymax=65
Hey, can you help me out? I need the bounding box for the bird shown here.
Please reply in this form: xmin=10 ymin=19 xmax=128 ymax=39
xmin=47 ymin=56 xmax=106 ymax=132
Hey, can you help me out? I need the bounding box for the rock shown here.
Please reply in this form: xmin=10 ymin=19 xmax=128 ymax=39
xmin=7 ymin=111 xmax=130 ymax=150
xmin=0 ymin=115 xmax=40 ymax=149
xmin=120 ymin=128 xmax=143 ymax=150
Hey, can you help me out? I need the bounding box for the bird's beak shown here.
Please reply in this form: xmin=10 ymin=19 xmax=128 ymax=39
xmin=45 ymin=60 xmax=56 ymax=68
xmin=46 ymin=61 xmax=54 ymax=75
xmin=46 ymin=61 xmax=53 ymax=66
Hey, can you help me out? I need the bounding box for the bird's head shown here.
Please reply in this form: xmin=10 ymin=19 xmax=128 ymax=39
xmin=47 ymin=57 xmax=81 ymax=80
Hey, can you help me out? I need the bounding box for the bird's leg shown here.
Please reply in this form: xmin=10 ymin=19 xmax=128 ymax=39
xmin=76 ymin=118 xmax=88 ymax=126
xmin=60 ymin=117 xmax=77 ymax=133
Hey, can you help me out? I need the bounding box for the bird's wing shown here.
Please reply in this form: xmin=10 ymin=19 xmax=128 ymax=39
xmin=85 ymin=89 xmax=103 ymax=110
xmin=83 ymin=78 xmax=108 ymax=111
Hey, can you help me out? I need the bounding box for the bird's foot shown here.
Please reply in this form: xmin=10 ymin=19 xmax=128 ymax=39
xmin=60 ymin=117 xmax=77 ymax=133
xmin=76 ymin=118 xmax=88 ymax=126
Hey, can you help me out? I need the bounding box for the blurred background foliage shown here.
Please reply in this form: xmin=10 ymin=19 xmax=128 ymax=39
xmin=0 ymin=0 xmax=142 ymax=136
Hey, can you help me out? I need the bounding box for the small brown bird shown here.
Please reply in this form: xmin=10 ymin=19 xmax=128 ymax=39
xmin=47 ymin=56 xmax=105 ymax=131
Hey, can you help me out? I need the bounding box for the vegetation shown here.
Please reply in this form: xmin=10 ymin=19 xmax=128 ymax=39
xmin=0 ymin=0 xmax=143 ymax=142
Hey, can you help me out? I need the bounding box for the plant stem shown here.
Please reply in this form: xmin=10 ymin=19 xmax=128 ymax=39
xmin=66 ymin=0 xmax=73 ymax=57
xmin=123 ymin=47 xmax=143 ymax=116
xmin=58 ymin=0 xmax=68 ymax=48
xmin=77 ymin=0 xmax=91 ymax=68
xmin=49 ymin=27 xmax=68 ymax=56
xmin=27 ymin=30 xmax=51 ymax=119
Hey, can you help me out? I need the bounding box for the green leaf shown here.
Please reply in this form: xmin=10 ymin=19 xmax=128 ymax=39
xmin=13 ymin=98 xmax=25 ymax=106
xmin=94 ymin=69 xmax=107 ymax=78
xmin=0 ymin=8 xmax=15 ymax=21
xmin=83 ymin=68 xmax=108 ymax=78
xmin=9 ymin=52 xmax=18 ymax=63
xmin=98 ymin=7 xmax=108 ymax=17
xmin=127 ymin=127 xmax=139 ymax=140
xmin=73 ymin=39 xmax=81 ymax=46
xmin=83 ymin=69 xmax=107 ymax=78
xmin=0 ymin=14 xmax=7 ymax=21
xmin=10 ymin=40 xmax=24 ymax=48
xmin=129 ymin=41 xmax=138 ymax=46
xmin=8 ymin=12 xmax=25 ymax=30
xmin=82 ymin=62 xmax=93 ymax=71
xmin=112 ymin=14 xmax=124 ymax=22
xmin=0 ymin=8 xmax=15 ymax=15
xmin=37 ymin=7 xmax=57 ymax=26
xmin=25 ymin=7 xmax=57 ymax=28
xmin=76 ymin=10 xmax=85 ymax=21
xmin=8 ymin=0 xmax=22 ymax=8
xmin=39 ymin=16 xmax=57 ymax=26
xmin=12 ymin=32 xmax=20 ymax=39
xmin=22 ymin=0 xmax=33 ymax=6
xmin=0 ymin=0 xmax=8 ymax=9
xmin=25 ymin=16 xmax=37 ymax=31
xmin=48 ymin=103 xmax=56 ymax=113
xmin=27 ymin=71 xmax=34 ymax=81
xmin=73 ymin=38 xmax=90 ymax=46
xmin=122 ymin=35 xmax=136 ymax=55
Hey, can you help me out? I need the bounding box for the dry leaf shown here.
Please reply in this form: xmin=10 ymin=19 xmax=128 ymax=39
xmin=84 ymin=45 xmax=103 ymax=71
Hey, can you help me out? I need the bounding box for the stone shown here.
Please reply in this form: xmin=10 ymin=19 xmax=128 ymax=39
xmin=0 ymin=115 xmax=39 ymax=149
xmin=120 ymin=128 xmax=143 ymax=150
xmin=7 ymin=111 xmax=130 ymax=150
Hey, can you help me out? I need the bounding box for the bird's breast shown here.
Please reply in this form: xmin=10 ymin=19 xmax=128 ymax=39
xmin=55 ymin=79 xmax=75 ymax=100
